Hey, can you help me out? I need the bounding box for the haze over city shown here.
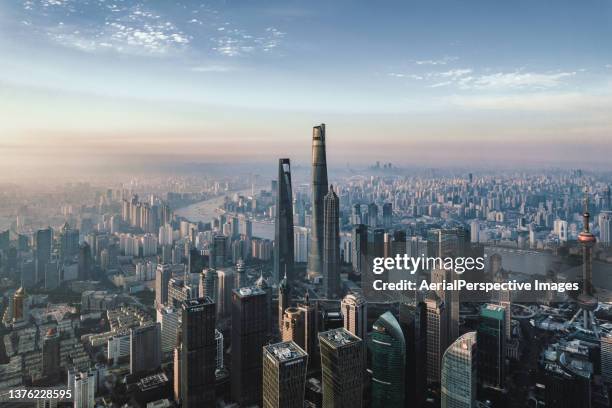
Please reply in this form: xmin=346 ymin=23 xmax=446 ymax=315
xmin=1 ymin=0 xmax=612 ymax=181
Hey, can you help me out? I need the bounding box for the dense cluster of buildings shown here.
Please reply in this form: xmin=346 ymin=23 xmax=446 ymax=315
xmin=0 ymin=124 xmax=611 ymax=407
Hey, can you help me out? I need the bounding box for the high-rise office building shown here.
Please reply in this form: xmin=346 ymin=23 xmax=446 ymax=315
xmin=308 ymin=124 xmax=329 ymax=280
xmin=441 ymin=331 xmax=477 ymax=408
xmin=0 ymin=229 xmax=9 ymax=252
xmin=12 ymin=287 xmax=26 ymax=322
xmin=155 ymin=264 xmax=172 ymax=307
xmin=370 ymin=311 xmax=406 ymax=408
xmin=279 ymin=272 xmax=291 ymax=334
xmin=200 ymin=268 xmax=218 ymax=303
xmin=216 ymin=268 xmax=234 ymax=318
xmin=298 ymin=297 xmax=318 ymax=366
xmin=256 ymin=272 xmax=273 ymax=335
xmin=282 ymin=307 xmax=305 ymax=346
xmin=367 ymin=203 xmax=379 ymax=228
xmin=211 ymin=234 xmax=227 ymax=268
xmin=235 ymin=258 xmax=246 ymax=289
xmin=73 ymin=370 xmax=96 ymax=408
xmin=399 ymin=301 xmax=427 ymax=408
xmin=351 ymin=224 xmax=367 ymax=275
xmin=602 ymin=334 xmax=612 ymax=384
xmin=600 ymin=211 xmax=612 ymax=245
xmin=319 ymin=328 xmax=364 ymax=408
xmin=231 ymin=286 xmax=267 ymax=406
xmin=157 ymin=306 xmax=179 ymax=354
xmin=323 ymin=185 xmax=341 ymax=299
xmin=59 ymin=223 xmax=79 ymax=261
xmin=180 ymin=297 xmax=216 ymax=407
xmin=341 ymin=292 xmax=367 ymax=341
xmin=477 ymin=303 xmax=506 ymax=390
xmin=351 ymin=203 xmax=361 ymax=225
xmin=382 ymin=202 xmax=392 ymax=228
xmin=274 ymin=158 xmax=295 ymax=284
xmin=41 ymin=328 xmax=60 ymax=380
xmin=426 ymin=293 xmax=448 ymax=385
xmin=35 ymin=227 xmax=53 ymax=283
xmin=215 ymin=329 xmax=224 ymax=370
xmin=431 ymin=268 xmax=459 ymax=342
xmin=130 ymin=322 xmax=161 ymax=375
xmin=78 ymin=242 xmax=92 ymax=281
xmin=362 ymin=227 xmax=385 ymax=298
xmin=262 ymin=341 xmax=309 ymax=408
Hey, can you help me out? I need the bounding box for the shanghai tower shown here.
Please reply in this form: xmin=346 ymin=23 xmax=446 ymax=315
xmin=308 ymin=124 xmax=329 ymax=279
xmin=274 ymin=158 xmax=295 ymax=284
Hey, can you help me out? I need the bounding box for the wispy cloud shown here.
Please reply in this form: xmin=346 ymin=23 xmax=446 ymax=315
xmin=191 ymin=65 xmax=236 ymax=73
xmin=415 ymin=56 xmax=458 ymax=65
xmin=390 ymin=66 xmax=577 ymax=92
xmin=212 ymin=25 xmax=285 ymax=57
xmin=19 ymin=0 xmax=285 ymax=58
xmin=466 ymin=71 xmax=576 ymax=90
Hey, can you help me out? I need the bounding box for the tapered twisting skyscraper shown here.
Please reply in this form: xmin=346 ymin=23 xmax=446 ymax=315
xmin=308 ymin=124 xmax=328 ymax=280
xmin=274 ymin=158 xmax=295 ymax=284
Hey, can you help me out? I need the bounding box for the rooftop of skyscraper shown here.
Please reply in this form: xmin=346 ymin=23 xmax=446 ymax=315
xmin=234 ymin=286 xmax=266 ymax=298
xmin=264 ymin=341 xmax=307 ymax=362
xmin=319 ymin=328 xmax=361 ymax=348
xmin=481 ymin=303 xmax=505 ymax=320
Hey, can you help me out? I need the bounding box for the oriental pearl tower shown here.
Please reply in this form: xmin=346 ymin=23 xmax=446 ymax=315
xmin=570 ymin=189 xmax=599 ymax=337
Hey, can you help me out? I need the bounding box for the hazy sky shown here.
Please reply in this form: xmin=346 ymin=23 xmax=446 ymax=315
xmin=1 ymin=0 xmax=611 ymax=178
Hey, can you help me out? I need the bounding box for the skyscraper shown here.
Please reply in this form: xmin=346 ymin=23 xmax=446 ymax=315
xmin=319 ymin=328 xmax=364 ymax=408
xmin=41 ymin=328 xmax=60 ymax=380
xmin=308 ymin=124 xmax=329 ymax=280
xmin=279 ymin=272 xmax=291 ymax=334
xmin=367 ymin=203 xmax=378 ymax=228
xmin=156 ymin=306 xmax=179 ymax=354
xmin=262 ymin=341 xmax=308 ymax=408
xmin=12 ymin=287 xmax=26 ymax=322
xmin=477 ymin=303 xmax=506 ymax=390
xmin=441 ymin=331 xmax=477 ymax=408
xmin=323 ymin=185 xmax=341 ymax=299
xmin=35 ymin=227 xmax=52 ymax=284
xmin=181 ymin=297 xmax=216 ymax=407
xmin=274 ymin=158 xmax=295 ymax=284
xmin=601 ymin=334 xmax=612 ymax=384
xmin=73 ymin=370 xmax=96 ymax=408
xmin=130 ymin=322 xmax=162 ymax=375
xmin=59 ymin=223 xmax=79 ymax=261
xmin=369 ymin=311 xmax=406 ymax=408
xmin=200 ymin=268 xmax=218 ymax=303
xmin=599 ymin=211 xmax=611 ymax=246
xmin=351 ymin=224 xmax=367 ymax=276
xmin=235 ymin=258 xmax=246 ymax=289
xmin=399 ymin=301 xmax=427 ymax=408
xmin=431 ymin=268 xmax=459 ymax=343
xmin=78 ymin=242 xmax=92 ymax=281
xmin=382 ymin=202 xmax=392 ymax=228
xmin=426 ymin=293 xmax=448 ymax=385
xmin=216 ymin=268 xmax=235 ymax=318
xmin=155 ymin=264 xmax=172 ymax=307
xmin=211 ymin=234 xmax=227 ymax=268
xmin=231 ymin=286 xmax=267 ymax=406
xmin=341 ymin=292 xmax=367 ymax=341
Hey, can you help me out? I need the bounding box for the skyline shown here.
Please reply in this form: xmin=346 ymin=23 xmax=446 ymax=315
xmin=1 ymin=0 xmax=612 ymax=177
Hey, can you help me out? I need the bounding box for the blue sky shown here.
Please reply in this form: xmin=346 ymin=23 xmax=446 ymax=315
xmin=1 ymin=0 xmax=611 ymax=175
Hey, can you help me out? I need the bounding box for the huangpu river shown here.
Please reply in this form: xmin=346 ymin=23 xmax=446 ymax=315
xmin=175 ymin=188 xmax=275 ymax=240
